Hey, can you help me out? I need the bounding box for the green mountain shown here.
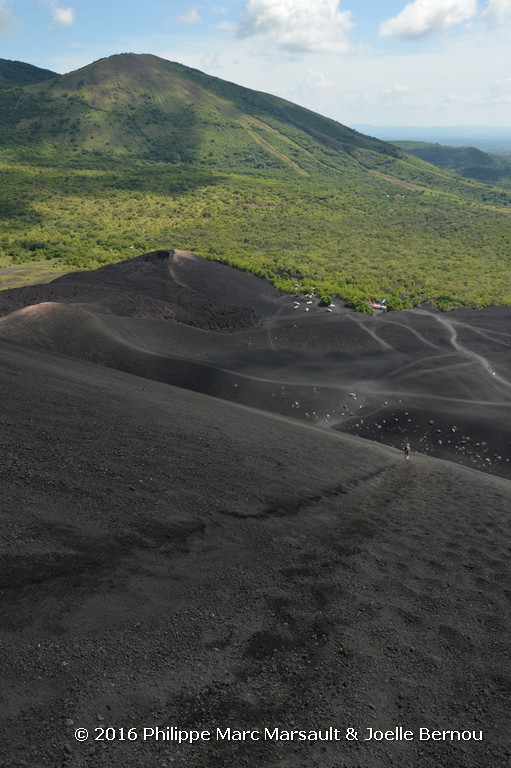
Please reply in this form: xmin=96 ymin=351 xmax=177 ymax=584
xmin=0 ymin=59 xmax=57 ymax=89
xmin=0 ymin=53 xmax=510 ymax=310
xmin=393 ymin=140 xmax=511 ymax=188
xmin=0 ymin=53 xmax=404 ymax=167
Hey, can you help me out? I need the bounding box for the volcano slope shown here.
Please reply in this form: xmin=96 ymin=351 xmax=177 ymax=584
xmin=0 ymin=337 xmax=510 ymax=768
xmin=0 ymin=249 xmax=510 ymax=479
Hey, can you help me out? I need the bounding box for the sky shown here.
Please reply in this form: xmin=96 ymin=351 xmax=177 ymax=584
xmin=0 ymin=0 xmax=510 ymax=127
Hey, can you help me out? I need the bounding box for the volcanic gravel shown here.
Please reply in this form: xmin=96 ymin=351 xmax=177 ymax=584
xmin=0 ymin=251 xmax=510 ymax=767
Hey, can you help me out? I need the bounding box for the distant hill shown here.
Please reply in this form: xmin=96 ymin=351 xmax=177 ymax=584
xmin=392 ymin=141 xmax=511 ymax=188
xmin=0 ymin=53 xmax=510 ymax=311
xmin=0 ymin=59 xmax=57 ymax=89
xmin=352 ymin=124 xmax=511 ymax=155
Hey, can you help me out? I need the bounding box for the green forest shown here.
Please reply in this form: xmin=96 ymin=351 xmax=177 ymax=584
xmin=1 ymin=53 xmax=510 ymax=312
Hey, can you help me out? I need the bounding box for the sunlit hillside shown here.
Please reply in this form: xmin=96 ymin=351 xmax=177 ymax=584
xmin=0 ymin=53 xmax=510 ymax=310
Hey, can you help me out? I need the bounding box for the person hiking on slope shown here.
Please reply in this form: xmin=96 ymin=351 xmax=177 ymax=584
xmin=404 ymin=442 xmax=411 ymax=460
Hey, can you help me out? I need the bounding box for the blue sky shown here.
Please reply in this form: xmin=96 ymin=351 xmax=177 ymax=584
xmin=1 ymin=0 xmax=510 ymax=126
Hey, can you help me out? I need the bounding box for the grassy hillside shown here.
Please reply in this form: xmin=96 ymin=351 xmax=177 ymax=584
xmin=0 ymin=54 xmax=392 ymax=164
xmin=0 ymin=53 xmax=510 ymax=310
xmin=393 ymin=140 xmax=511 ymax=188
xmin=0 ymin=59 xmax=57 ymax=89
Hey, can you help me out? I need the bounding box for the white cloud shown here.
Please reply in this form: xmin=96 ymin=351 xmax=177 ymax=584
xmin=0 ymin=0 xmax=13 ymax=33
xmin=306 ymin=68 xmax=335 ymax=89
xmin=51 ymin=6 xmax=76 ymax=27
xmin=382 ymin=82 xmax=411 ymax=94
xmin=214 ymin=20 xmax=237 ymax=30
xmin=379 ymin=0 xmax=477 ymax=39
xmin=237 ymin=0 xmax=354 ymax=53
xmin=176 ymin=7 xmax=201 ymax=25
xmin=293 ymin=68 xmax=335 ymax=106
xmin=482 ymin=0 xmax=511 ymax=23
xmin=200 ymin=51 xmax=221 ymax=70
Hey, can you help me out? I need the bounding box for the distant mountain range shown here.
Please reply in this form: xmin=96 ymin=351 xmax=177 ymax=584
xmin=352 ymin=124 xmax=511 ymax=155
xmin=391 ymin=141 xmax=511 ymax=187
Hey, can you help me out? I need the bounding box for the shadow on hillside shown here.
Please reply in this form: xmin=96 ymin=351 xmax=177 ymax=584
xmin=139 ymin=104 xmax=202 ymax=165
xmin=2 ymin=95 xmax=227 ymax=197
xmin=0 ymin=195 xmax=43 ymax=229
xmin=3 ymin=98 xmax=225 ymax=198
xmin=95 ymin=168 xmax=227 ymax=197
xmin=2 ymin=154 xmax=226 ymax=199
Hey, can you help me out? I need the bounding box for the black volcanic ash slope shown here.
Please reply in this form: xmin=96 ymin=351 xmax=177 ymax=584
xmin=0 ymin=249 xmax=271 ymax=330
xmin=0 ymin=340 xmax=510 ymax=768
xmin=0 ymin=250 xmax=510 ymax=480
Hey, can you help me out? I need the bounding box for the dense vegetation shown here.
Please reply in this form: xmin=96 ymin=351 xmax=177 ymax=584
xmin=0 ymin=59 xmax=57 ymax=89
xmin=393 ymin=141 xmax=511 ymax=189
xmin=0 ymin=54 xmax=510 ymax=311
